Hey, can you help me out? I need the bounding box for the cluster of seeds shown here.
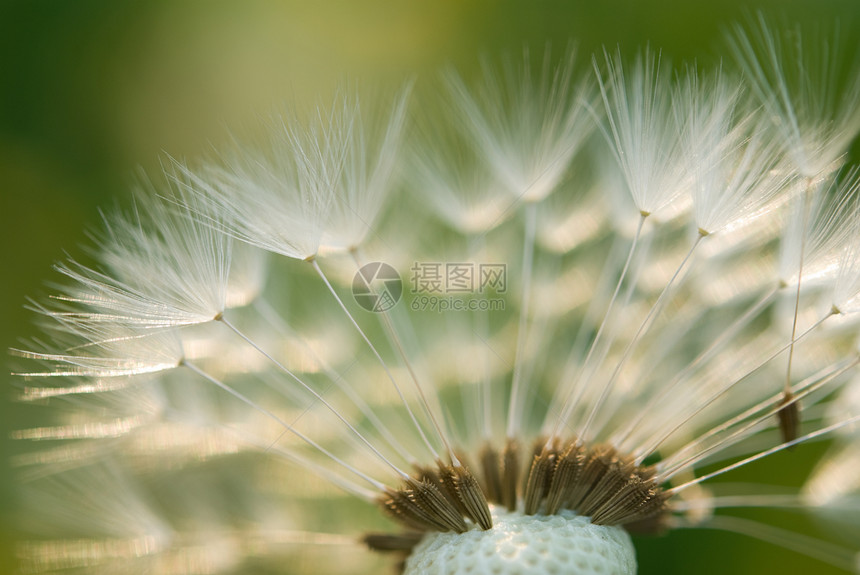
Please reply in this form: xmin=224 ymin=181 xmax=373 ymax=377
xmin=11 ymin=14 xmax=860 ymax=575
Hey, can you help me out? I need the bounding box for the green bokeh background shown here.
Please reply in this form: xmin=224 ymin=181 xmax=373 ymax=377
xmin=2 ymin=1 xmax=859 ymax=574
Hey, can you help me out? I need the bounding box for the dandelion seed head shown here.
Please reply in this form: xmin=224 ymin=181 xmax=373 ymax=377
xmin=11 ymin=15 xmax=860 ymax=575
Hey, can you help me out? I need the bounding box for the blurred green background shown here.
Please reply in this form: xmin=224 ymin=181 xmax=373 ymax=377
xmin=2 ymin=1 xmax=859 ymax=574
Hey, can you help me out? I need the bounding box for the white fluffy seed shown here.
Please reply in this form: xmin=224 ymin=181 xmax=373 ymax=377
xmin=403 ymin=504 xmax=636 ymax=575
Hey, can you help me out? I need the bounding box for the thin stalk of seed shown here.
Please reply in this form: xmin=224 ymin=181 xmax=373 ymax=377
xmin=351 ymin=248 xmax=461 ymax=465
xmin=779 ymin=177 xmax=814 ymax=443
xmin=551 ymin=212 xmax=646 ymax=441
xmin=182 ymin=360 xmax=387 ymax=491
xmin=218 ymin=313 xmax=411 ymax=479
xmin=578 ymin=231 xmax=705 ymax=442
xmin=309 ymin=257 xmax=442 ymax=460
xmin=658 ymin=358 xmax=858 ymax=481
xmin=667 ymin=414 xmax=860 ymax=493
xmin=253 ymin=297 xmax=418 ymax=464
xmin=611 ymin=282 xmax=781 ymax=449
xmin=506 ymin=202 xmax=538 ymax=439
xmin=635 ymin=309 xmax=836 ymax=464
xmin=659 ymin=356 xmax=857 ymax=474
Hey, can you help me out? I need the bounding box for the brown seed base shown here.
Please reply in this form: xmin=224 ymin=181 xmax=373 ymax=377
xmin=369 ymin=437 xmax=669 ymax=560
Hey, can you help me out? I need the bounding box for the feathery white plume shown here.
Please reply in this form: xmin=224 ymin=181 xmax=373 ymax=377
xmin=409 ymin=87 xmax=515 ymax=234
xmin=14 ymin=329 xmax=184 ymax=378
xmin=778 ymin=168 xmax=860 ymax=287
xmin=321 ymin=85 xmax=412 ymax=253
xmin=675 ymin=70 xmax=794 ymax=235
xmin=182 ymin=95 xmax=353 ymax=260
xmin=445 ymin=46 xmax=596 ymax=204
xmin=729 ymin=14 xmax=860 ymax=178
xmin=832 ymin=202 xmax=860 ymax=315
xmin=41 ymin=176 xmax=233 ymax=333
xmin=595 ymin=48 xmax=688 ymax=217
